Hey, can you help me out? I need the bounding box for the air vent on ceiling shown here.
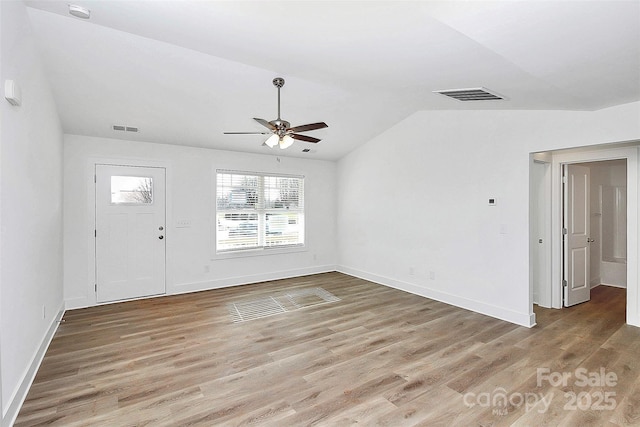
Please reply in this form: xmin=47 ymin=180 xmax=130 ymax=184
xmin=113 ymin=125 xmax=139 ymax=132
xmin=302 ymin=148 xmax=311 ymax=153
xmin=433 ymin=87 xmax=505 ymax=101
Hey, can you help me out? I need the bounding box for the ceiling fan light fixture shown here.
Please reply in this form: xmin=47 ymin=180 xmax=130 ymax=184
xmin=279 ymin=135 xmax=294 ymax=149
xmin=265 ymin=134 xmax=279 ymax=148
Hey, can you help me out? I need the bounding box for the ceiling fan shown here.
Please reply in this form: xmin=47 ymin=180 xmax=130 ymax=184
xmin=224 ymin=77 xmax=328 ymax=149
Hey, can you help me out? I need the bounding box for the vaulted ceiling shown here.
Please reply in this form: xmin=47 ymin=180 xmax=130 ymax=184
xmin=24 ymin=1 xmax=640 ymax=160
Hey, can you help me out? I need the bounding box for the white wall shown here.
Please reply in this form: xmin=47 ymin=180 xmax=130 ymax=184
xmin=64 ymin=135 xmax=337 ymax=308
xmin=0 ymin=1 xmax=64 ymax=425
xmin=584 ymin=160 xmax=628 ymax=287
xmin=337 ymin=102 xmax=640 ymax=327
xmin=599 ymin=161 xmax=627 ymax=261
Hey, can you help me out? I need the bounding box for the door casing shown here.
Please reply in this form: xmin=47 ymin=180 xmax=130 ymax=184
xmin=547 ymin=146 xmax=638 ymax=326
xmin=87 ymin=158 xmax=172 ymax=307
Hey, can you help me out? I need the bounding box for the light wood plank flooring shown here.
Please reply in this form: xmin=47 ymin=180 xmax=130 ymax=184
xmin=16 ymin=272 xmax=640 ymax=426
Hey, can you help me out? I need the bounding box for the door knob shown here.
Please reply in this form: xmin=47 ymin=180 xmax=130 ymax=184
xmin=159 ymin=235 xmax=164 ymax=240
xmin=587 ymin=238 xmax=595 ymax=243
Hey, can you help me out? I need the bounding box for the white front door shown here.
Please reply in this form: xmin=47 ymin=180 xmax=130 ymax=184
xmin=95 ymin=164 xmax=166 ymax=303
xmin=563 ymin=164 xmax=591 ymax=307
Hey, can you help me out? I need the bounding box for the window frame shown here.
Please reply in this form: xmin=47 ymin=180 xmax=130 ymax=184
xmin=214 ymin=169 xmax=306 ymax=256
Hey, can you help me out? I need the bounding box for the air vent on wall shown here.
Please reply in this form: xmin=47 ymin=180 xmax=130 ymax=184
xmin=113 ymin=125 xmax=139 ymax=132
xmin=433 ymin=87 xmax=505 ymax=101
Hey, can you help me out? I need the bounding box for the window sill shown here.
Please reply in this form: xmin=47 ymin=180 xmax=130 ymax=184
xmin=212 ymin=245 xmax=307 ymax=260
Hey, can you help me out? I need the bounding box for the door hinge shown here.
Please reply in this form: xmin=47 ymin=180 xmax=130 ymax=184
xmin=94 ymin=284 xmax=97 ymax=293
xmin=562 ymin=279 xmax=568 ymax=288
xmin=94 ymin=175 xmax=97 ymax=183
xmin=95 ymin=229 xmax=97 ymax=237
xmin=562 ymin=228 xmax=568 ymax=235
xmin=562 ymin=175 xmax=567 ymax=184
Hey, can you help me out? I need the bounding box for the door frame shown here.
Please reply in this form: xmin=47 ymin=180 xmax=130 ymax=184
xmin=87 ymin=157 xmax=172 ymax=306
xmin=530 ymin=158 xmax=552 ymax=307
xmin=548 ymin=146 xmax=638 ymax=326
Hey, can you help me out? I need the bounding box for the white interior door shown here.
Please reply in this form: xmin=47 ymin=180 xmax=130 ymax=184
xmin=95 ymin=165 xmax=166 ymax=303
xmin=563 ymin=164 xmax=591 ymax=306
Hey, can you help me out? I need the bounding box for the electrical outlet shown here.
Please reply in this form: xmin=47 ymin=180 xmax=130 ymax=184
xmin=409 ymin=267 xmax=415 ymax=276
xmin=204 ymin=265 xmax=210 ymax=273
xmin=42 ymin=305 xmax=46 ymax=319
xmin=429 ymin=271 xmax=436 ymax=280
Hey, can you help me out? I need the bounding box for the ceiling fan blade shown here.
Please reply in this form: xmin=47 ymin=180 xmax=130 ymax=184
xmin=288 ymin=122 xmax=328 ymax=133
xmin=290 ymin=133 xmax=321 ymax=143
xmin=253 ymin=118 xmax=277 ymax=130
xmin=224 ymin=131 xmax=271 ymax=135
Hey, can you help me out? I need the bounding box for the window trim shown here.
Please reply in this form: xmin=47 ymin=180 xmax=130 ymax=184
xmin=214 ymin=169 xmax=306 ymax=256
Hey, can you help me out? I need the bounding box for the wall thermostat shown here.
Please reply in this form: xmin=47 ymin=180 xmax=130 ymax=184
xmin=488 ymin=198 xmax=497 ymax=206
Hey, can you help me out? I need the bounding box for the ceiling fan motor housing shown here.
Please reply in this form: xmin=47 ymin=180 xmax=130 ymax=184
xmin=270 ymin=119 xmax=290 ymax=137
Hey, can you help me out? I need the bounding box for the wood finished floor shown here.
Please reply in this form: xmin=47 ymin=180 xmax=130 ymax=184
xmin=16 ymin=272 xmax=640 ymax=426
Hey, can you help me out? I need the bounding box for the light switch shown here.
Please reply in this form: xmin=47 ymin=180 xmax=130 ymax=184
xmin=176 ymin=219 xmax=192 ymax=228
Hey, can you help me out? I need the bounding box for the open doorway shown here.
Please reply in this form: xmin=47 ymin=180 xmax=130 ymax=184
xmin=562 ymin=160 xmax=627 ymax=307
xmin=529 ymin=143 xmax=639 ymax=327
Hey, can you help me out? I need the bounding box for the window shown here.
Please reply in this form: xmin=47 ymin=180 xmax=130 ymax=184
xmin=216 ymin=170 xmax=304 ymax=253
xmin=110 ymin=176 xmax=153 ymax=204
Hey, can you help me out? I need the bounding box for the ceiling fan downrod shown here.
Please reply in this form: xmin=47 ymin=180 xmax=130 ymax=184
xmin=273 ymin=77 xmax=285 ymax=121
xmin=271 ymin=77 xmax=289 ymax=136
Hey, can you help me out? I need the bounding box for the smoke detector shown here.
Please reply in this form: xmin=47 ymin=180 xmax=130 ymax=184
xmin=68 ymin=4 xmax=90 ymax=19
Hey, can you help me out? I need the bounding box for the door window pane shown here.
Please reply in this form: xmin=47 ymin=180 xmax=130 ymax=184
xmin=111 ymin=176 xmax=153 ymax=204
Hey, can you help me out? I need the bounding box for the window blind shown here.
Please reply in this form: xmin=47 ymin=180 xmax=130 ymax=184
xmin=216 ymin=170 xmax=304 ymax=253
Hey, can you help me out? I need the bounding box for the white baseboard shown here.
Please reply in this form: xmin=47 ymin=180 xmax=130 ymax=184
xmin=65 ymin=265 xmax=338 ymax=310
xmin=600 ymin=282 xmax=627 ymax=289
xmin=67 ymin=265 xmax=535 ymax=328
xmin=3 ymin=303 xmax=65 ymax=427
xmin=64 ymin=296 xmax=88 ymax=310
xmin=337 ymin=265 xmax=535 ymax=328
xmin=627 ymin=311 xmax=640 ymax=328
xmin=529 ymin=312 xmax=537 ymax=327
xmin=171 ymin=265 xmax=337 ymax=295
